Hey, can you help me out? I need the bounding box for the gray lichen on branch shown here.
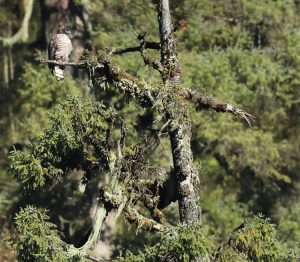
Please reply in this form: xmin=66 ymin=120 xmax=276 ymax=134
xmin=179 ymin=88 xmax=255 ymax=126
xmin=35 ymin=56 xmax=255 ymax=126
xmin=124 ymin=206 xmax=167 ymax=232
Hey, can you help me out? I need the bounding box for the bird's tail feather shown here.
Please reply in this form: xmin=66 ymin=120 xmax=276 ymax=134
xmin=54 ymin=66 xmax=64 ymax=81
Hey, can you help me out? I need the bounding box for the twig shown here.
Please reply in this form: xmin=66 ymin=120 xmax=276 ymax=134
xmin=179 ymin=88 xmax=255 ymax=126
xmin=212 ymin=222 xmax=246 ymax=261
xmin=36 ymin=57 xmax=254 ymax=125
xmin=137 ymin=32 xmax=165 ymax=74
xmin=106 ymin=41 xmax=160 ymax=55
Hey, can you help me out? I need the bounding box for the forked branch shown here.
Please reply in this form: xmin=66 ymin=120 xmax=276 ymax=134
xmin=35 ymin=57 xmax=254 ymax=126
xmin=136 ymin=32 xmax=164 ymax=74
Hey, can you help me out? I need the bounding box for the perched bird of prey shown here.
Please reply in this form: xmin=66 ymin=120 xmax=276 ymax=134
xmin=48 ymin=26 xmax=72 ymax=81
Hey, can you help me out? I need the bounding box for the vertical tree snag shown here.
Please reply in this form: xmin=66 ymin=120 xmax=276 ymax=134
xmin=157 ymin=0 xmax=201 ymax=224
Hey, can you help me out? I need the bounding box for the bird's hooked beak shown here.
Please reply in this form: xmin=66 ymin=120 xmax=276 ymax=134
xmin=66 ymin=30 xmax=72 ymax=38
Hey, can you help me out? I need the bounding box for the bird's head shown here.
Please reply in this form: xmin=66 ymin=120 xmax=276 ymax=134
xmin=57 ymin=25 xmax=72 ymax=36
xmin=64 ymin=27 xmax=71 ymax=36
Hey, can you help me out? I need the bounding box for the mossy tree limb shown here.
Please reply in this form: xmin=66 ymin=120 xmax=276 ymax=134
xmin=124 ymin=206 xmax=167 ymax=232
xmin=35 ymin=58 xmax=254 ymax=125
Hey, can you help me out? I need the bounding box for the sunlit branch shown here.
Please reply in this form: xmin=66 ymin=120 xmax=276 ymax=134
xmin=179 ymin=88 xmax=255 ymax=126
xmin=106 ymin=41 xmax=160 ymax=55
xmin=36 ymin=57 xmax=254 ymax=126
xmin=36 ymin=58 xmax=87 ymax=68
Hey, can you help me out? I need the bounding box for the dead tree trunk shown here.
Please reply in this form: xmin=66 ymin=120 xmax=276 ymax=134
xmin=157 ymin=0 xmax=201 ymax=224
xmin=36 ymin=0 xmax=254 ymax=242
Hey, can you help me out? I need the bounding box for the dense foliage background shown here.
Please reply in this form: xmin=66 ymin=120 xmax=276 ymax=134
xmin=1 ymin=0 xmax=300 ymax=260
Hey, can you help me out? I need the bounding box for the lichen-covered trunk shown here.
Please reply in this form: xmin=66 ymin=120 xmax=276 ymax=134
xmin=157 ymin=0 xmax=201 ymax=224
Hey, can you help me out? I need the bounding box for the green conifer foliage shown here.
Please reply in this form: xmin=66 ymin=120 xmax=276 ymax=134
xmin=2 ymin=0 xmax=300 ymax=261
xmin=10 ymin=96 xmax=115 ymax=191
xmin=11 ymin=205 xmax=69 ymax=262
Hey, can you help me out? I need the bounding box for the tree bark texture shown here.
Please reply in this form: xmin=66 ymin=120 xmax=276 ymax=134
xmin=157 ymin=0 xmax=201 ymax=224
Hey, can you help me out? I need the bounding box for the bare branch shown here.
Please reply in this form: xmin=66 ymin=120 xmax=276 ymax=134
xmin=179 ymin=88 xmax=255 ymax=126
xmin=36 ymin=58 xmax=87 ymax=68
xmin=106 ymin=41 xmax=160 ymax=55
xmin=36 ymin=57 xmax=254 ymax=125
xmin=234 ymin=108 xmax=256 ymax=127
xmin=106 ymin=29 xmax=189 ymax=56
xmin=136 ymin=32 xmax=164 ymax=74
xmin=101 ymin=59 xmax=154 ymax=107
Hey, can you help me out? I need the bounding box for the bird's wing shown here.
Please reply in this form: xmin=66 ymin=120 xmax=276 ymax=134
xmin=48 ymin=35 xmax=58 ymax=61
xmin=65 ymin=35 xmax=73 ymax=59
xmin=48 ymin=35 xmax=58 ymax=70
